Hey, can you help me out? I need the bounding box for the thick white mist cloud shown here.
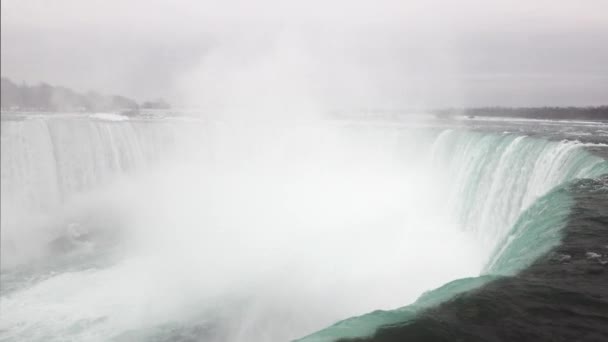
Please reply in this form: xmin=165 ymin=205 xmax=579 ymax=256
xmin=1 ymin=120 xmax=481 ymax=341
xmin=2 ymin=1 xmax=607 ymax=340
xmin=173 ymin=26 xmax=466 ymax=114
xmin=2 ymin=0 xmax=607 ymax=106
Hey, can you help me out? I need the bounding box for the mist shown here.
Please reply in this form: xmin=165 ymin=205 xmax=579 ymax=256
xmin=2 ymin=0 xmax=608 ymax=108
xmin=1 ymin=118 xmax=483 ymax=340
xmin=2 ymin=1 xmax=608 ymax=341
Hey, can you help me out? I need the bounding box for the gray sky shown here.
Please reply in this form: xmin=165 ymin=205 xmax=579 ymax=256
xmin=2 ymin=0 xmax=607 ymax=108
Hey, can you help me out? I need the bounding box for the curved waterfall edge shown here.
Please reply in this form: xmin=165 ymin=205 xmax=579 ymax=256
xmin=298 ymin=134 xmax=608 ymax=342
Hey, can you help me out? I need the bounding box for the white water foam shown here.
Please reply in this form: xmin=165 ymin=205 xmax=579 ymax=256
xmin=1 ymin=117 xmax=606 ymax=342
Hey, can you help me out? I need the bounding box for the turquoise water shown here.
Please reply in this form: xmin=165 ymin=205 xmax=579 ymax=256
xmin=299 ymin=130 xmax=608 ymax=342
xmin=2 ymin=115 xmax=607 ymax=342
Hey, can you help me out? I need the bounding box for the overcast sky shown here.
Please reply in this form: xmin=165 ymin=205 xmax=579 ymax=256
xmin=2 ymin=0 xmax=607 ymax=108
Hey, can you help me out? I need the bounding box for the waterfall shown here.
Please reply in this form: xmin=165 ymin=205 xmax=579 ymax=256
xmin=1 ymin=117 xmax=193 ymax=212
xmin=2 ymin=115 xmax=607 ymax=342
xmin=300 ymin=130 xmax=608 ymax=342
xmin=430 ymin=129 xmax=608 ymax=261
xmin=1 ymin=116 xmax=205 ymax=269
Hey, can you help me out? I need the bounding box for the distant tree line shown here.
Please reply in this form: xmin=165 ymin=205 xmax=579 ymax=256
xmin=434 ymin=106 xmax=608 ymax=120
xmin=1 ymin=77 xmax=170 ymax=113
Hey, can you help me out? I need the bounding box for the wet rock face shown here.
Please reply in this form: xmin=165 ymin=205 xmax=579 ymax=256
xmin=341 ymin=177 xmax=608 ymax=342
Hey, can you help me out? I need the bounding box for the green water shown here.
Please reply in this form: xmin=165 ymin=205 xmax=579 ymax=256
xmin=298 ymin=130 xmax=608 ymax=342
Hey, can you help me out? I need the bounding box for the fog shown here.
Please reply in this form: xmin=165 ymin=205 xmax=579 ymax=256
xmin=2 ymin=0 xmax=608 ymax=107
xmin=1 ymin=117 xmax=484 ymax=340
xmin=1 ymin=1 xmax=608 ymax=341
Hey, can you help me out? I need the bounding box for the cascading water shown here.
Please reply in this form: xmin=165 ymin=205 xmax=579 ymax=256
xmin=431 ymin=130 xmax=607 ymax=262
xmin=0 ymin=116 xmax=198 ymax=211
xmin=1 ymin=114 xmax=607 ymax=342
xmin=1 ymin=116 xmax=197 ymax=269
xmin=301 ymin=130 xmax=608 ymax=341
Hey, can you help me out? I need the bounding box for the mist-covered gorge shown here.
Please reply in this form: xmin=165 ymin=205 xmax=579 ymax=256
xmin=1 ymin=114 xmax=607 ymax=342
